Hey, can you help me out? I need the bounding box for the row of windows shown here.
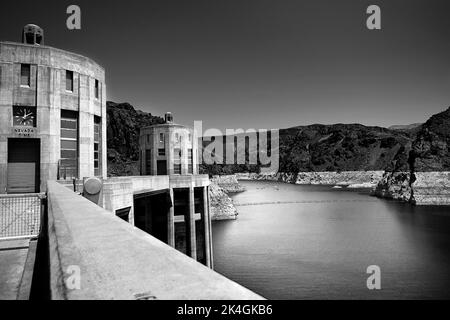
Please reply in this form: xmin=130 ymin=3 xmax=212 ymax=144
xmin=153 ymin=132 xmax=193 ymax=144
xmin=20 ymin=64 xmax=30 ymax=87
xmin=145 ymin=150 xmax=152 ymax=174
xmin=173 ymin=163 xmax=193 ymax=174
xmin=20 ymin=64 xmax=101 ymax=99
xmin=10 ymin=104 xmax=101 ymax=141
xmin=147 ymin=148 xmax=193 ymax=158
xmin=59 ymin=110 xmax=102 ymax=179
xmin=144 ymin=148 xmax=194 ymax=175
xmin=144 ymin=162 xmax=193 ymax=175
xmin=94 ymin=116 xmax=101 ymax=176
xmin=60 ymin=110 xmax=78 ymax=179
xmin=174 ymin=163 xmax=181 ymax=175
xmin=144 ymin=147 xmax=194 ymax=159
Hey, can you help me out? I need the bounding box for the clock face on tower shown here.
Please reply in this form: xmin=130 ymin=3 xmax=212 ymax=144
xmin=13 ymin=106 xmax=37 ymax=127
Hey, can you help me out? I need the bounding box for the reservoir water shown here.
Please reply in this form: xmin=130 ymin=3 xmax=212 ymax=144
xmin=212 ymin=180 xmax=450 ymax=299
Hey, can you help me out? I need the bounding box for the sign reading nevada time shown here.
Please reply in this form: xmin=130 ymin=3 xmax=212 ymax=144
xmin=13 ymin=127 xmax=36 ymax=137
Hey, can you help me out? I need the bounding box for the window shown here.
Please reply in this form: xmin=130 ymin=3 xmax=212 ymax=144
xmin=188 ymin=149 xmax=193 ymax=174
xmin=20 ymin=64 xmax=30 ymax=86
xmin=145 ymin=149 xmax=152 ymax=174
xmin=60 ymin=110 xmax=78 ymax=179
xmin=158 ymin=148 xmax=165 ymax=156
xmin=66 ymin=70 xmax=73 ymax=92
xmin=157 ymin=160 xmax=167 ymax=175
xmin=174 ymin=148 xmax=181 ymax=159
xmin=94 ymin=116 xmax=101 ymax=176
xmin=25 ymin=33 xmax=34 ymax=45
xmin=159 ymin=132 xmax=164 ymax=143
xmin=174 ymin=148 xmax=181 ymax=174
xmin=35 ymin=33 xmax=43 ymax=45
xmin=95 ymin=79 xmax=100 ymax=99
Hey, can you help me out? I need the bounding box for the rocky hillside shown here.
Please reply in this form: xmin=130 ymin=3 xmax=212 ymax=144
xmin=374 ymin=107 xmax=450 ymax=203
xmin=209 ymin=183 xmax=238 ymax=220
xmin=105 ymin=101 xmax=450 ymax=205
xmin=106 ymin=101 xmax=450 ymax=178
xmin=410 ymin=107 xmax=450 ymax=172
xmin=107 ymin=101 xmax=164 ymax=176
xmin=200 ymin=124 xmax=416 ymax=175
xmin=278 ymin=124 xmax=414 ymax=173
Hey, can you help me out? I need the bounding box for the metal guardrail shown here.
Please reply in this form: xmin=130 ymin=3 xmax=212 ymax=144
xmin=0 ymin=193 xmax=45 ymax=240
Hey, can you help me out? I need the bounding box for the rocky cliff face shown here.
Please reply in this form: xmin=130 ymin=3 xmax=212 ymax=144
xmin=200 ymin=124 xmax=415 ymax=175
xmin=209 ymin=183 xmax=238 ymax=220
xmin=374 ymin=107 xmax=450 ymax=204
xmin=107 ymin=101 xmax=164 ymax=176
xmin=210 ymin=175 xmax=246 ymax=193
xmin=278 ymin=124 xmax=414 ymax=173
xmin=410 ymin=107 xmax=450 ymax=172
xmin=373 ymin=172 xmax=413 ymax=202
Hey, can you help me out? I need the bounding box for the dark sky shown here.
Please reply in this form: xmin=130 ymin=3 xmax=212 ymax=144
xmin=2 ymin=0 xmax=450 ymax=131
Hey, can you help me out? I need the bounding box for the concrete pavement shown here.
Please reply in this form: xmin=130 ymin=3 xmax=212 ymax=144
xmin=0 ymin=239 xmax=30 ymax=300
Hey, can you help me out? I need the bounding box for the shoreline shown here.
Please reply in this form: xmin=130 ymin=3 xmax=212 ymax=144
xmin=208 ymin=171 xmax=450 ymax=221
xmin=235 ymin=171 xmax=450 ymax=206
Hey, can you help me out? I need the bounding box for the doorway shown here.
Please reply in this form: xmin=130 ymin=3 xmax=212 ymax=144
xmin=7 ymin=138 xmax=40 ymax=193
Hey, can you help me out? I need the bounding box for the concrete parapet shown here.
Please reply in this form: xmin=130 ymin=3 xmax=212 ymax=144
xmin=46 ymin=181 xmax=263 ymax=300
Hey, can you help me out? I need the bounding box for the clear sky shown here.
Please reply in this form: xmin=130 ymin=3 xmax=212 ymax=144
xmin=1 ymin=0 xmax=450 ymax=132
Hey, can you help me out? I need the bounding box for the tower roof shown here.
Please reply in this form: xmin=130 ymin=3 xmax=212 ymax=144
xmin=22 ymin=24 xmax=44 ymax=45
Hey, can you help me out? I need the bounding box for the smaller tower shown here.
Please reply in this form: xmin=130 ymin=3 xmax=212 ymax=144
xmin=22 ymin=24 xmax=44 ymax=45
xmin=140 ymin=113 xmax=198 ymax=176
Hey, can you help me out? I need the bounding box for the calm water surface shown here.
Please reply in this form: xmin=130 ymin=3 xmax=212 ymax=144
xmin=212 ymin=180 xmax=450 ymax=299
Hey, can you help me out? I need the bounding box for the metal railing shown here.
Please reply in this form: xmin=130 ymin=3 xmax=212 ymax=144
xmin=57 ymin=158 xmax=78 ymax=181
xmin=0 ymin=193 xmax=46 ymax=240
